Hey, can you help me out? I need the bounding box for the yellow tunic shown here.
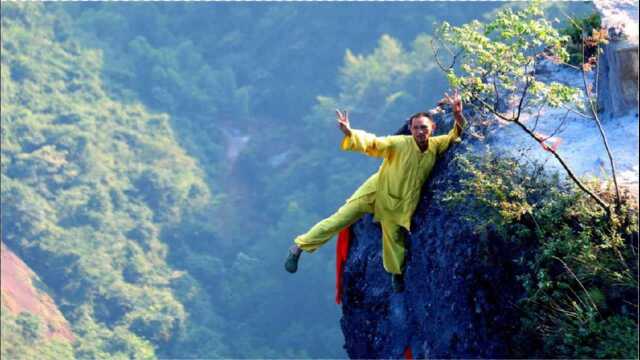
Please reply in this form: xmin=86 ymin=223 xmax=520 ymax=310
xmin=341 ymin=125 xmax=462 ymax=231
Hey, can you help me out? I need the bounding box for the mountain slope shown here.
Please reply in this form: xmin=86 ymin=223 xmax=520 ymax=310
xmin=1 ymin=3 xmax=225 ymax=358
xmin=1 ymin=243 xmax=74 ymax=359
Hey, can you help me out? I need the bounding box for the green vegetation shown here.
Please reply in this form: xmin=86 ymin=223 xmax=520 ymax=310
xmin=443 ymin=154 xmax=638 ymax=358
xmin=1 ymin=307 xmax=74 ymax=359
xmin=15 ymin=312 xmax=42 ymax=342
xmin=438 ymin=2 xmax=579 ymax=109
xmin=560 ymin=12 xmax=603 ymax=65
xmin=1 ymin=3 xmax=218 ymax=358
xmin=437 ymin=2 xmax=617 ymax=215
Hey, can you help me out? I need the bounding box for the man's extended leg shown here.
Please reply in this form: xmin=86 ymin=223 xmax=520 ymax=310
xmin=295 ymin=194 xmax=374 ymax=252
xmin=380 ymin=220 xmax=406 ymax=274
xmin=285 ymin=193 xmax=374 ymax=273
xmin=380 ymin=221 xmax=406 ymax=292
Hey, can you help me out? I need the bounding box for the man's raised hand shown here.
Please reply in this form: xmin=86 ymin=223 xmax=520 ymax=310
xmin=442 ymin=90 xmax=463 ymax=114
xmin=336 ymin=109 xmax=352 ymax=137
xmin=442 ymin=90 xmax=465 ymax=131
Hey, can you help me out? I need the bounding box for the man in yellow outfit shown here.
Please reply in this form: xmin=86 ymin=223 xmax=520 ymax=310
xmin=285 ymin=92 xmax=465 ymax=292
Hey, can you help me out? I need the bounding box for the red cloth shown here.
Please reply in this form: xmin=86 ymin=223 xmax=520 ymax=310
xmin=404 ymin=346 xmax=413 ymax=359
xmin=335 ymin=226 xmax=351 ymax=304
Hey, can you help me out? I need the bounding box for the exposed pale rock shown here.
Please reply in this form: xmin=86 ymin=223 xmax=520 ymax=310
xmin=594 ymin=0 xmax=639 ymax=118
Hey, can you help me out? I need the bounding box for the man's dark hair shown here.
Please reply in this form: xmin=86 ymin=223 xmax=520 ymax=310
xmin=394 ymin=112 xmax=435 ymax=135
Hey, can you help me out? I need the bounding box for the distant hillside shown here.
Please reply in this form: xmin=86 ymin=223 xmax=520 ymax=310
xmin=1 ymin=242 xmax=74 ymax=359
xmin=1 ymin=3 xmax=225 ymax=358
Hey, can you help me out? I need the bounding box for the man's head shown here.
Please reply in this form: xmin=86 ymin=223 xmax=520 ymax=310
xmin=408 ymin=112 xmax=435 ymax=149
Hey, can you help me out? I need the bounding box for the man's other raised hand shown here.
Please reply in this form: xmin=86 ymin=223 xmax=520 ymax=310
xmin=336 ymin=109 xmax=352 ymax=137
xmin=440 ymin=90 xmax=463 ymax=114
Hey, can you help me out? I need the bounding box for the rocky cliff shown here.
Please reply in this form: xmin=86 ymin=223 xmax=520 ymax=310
xmin=338 ymin=118 xmax=529 ymax=358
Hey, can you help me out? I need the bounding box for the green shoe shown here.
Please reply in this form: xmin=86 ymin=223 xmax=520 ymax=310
xmin=392 ymin=273 xmax=405 ymax=293
xmin=285 ymin=245 xmax=302 ymax=273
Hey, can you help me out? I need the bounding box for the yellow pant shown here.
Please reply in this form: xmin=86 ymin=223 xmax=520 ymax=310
xmin=294 ymin=193 xmax=406 ymax=274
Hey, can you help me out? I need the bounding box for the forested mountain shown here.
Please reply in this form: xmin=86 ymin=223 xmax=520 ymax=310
xmin=3 ymin=2 xmax=621 ymax=359
xmin=2 ymin=3 xmax=222 ymax=357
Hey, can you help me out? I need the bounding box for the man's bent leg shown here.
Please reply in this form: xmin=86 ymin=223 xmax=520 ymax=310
xmin=294 ymin=194 xmax=374 ymax=253
xmin=380 ymin=221 xmax=405 ymax=275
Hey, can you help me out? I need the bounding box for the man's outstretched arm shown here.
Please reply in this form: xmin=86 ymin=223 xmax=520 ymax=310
xmin=336 ymin=109 xmax=399 ymax=158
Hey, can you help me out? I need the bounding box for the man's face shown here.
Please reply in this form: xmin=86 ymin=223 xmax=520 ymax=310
xmin=410 ymin=116 xmax=433 ymax=148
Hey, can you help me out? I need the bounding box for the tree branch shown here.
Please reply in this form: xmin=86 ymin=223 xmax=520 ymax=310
xmin=581 ymin=40 xmax=622 ymax=209
xmin=430 ymin=37 xmax=464 ymax=72
xmin=559 ymin=104 xmax=592 ymax=119
xmin=515 ymin=74 xmax=532 ymax=121
xmin=464 ymin=88 xmax=611 ymax=216
xmin=513 ymin=116 xmax=611 ymax=216
xmin=531 ymin=98 xmax=548 ymax=133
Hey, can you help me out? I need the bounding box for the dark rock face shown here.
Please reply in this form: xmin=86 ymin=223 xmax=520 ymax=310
xmin=340 ymin=140 xmax=527 ymax=359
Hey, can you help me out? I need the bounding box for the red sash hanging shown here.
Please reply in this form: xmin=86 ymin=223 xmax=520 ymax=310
xmin=404 ymin=346 xmax=413 ymax=359
xmin=335 ymin=226 xmax=351 ymax=304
